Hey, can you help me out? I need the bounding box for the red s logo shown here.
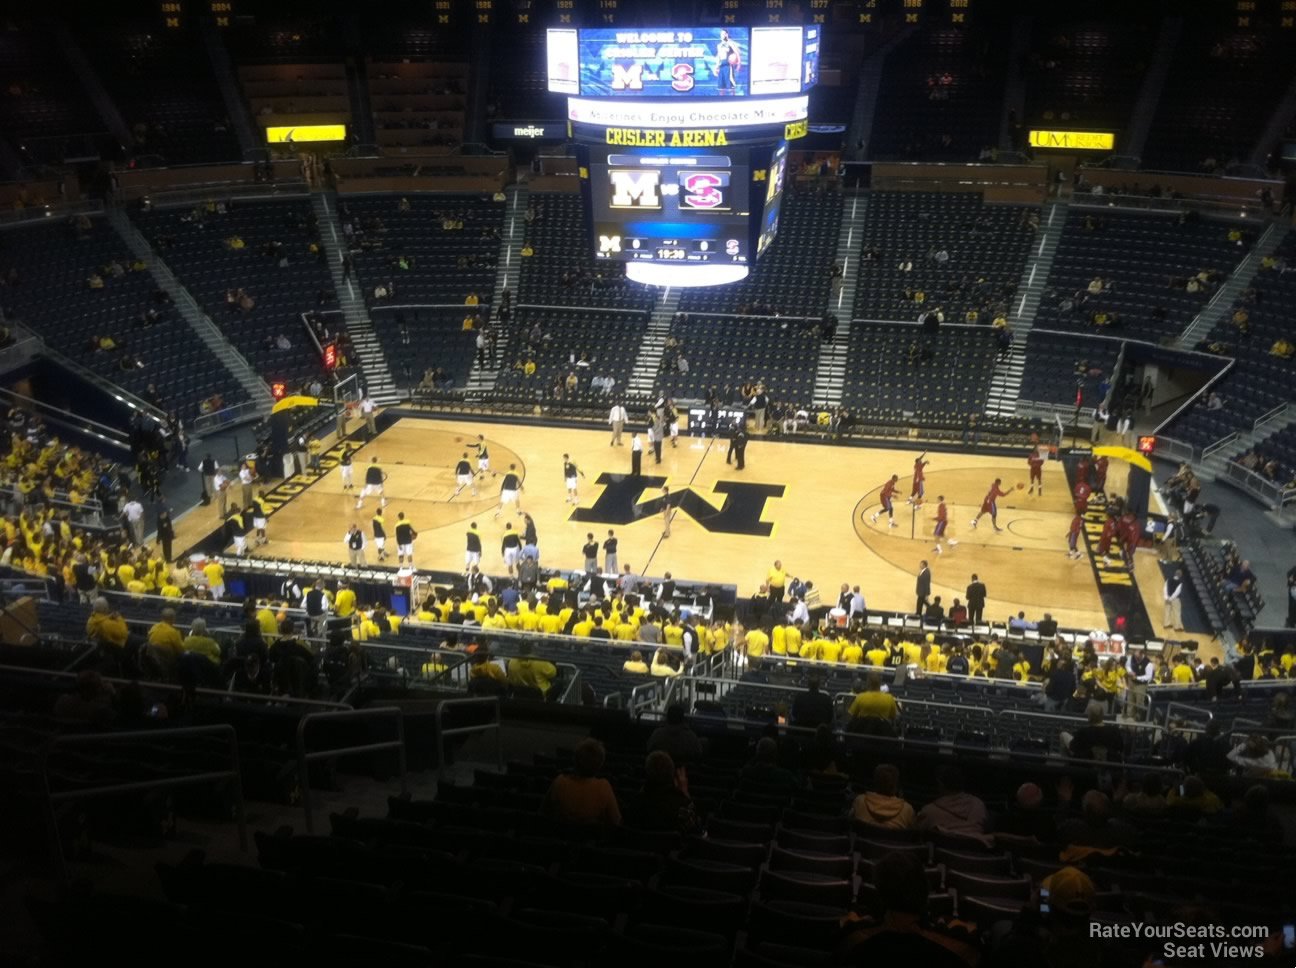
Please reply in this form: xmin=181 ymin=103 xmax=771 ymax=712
xmin=671 ymin=63 xmax=695 ymax=92
xmin=681 ymin=172 xmax=726 ymax=210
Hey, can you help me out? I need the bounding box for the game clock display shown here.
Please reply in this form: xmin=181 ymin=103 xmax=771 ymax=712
xmin=587 ymin=147 xmax=751 ymax=265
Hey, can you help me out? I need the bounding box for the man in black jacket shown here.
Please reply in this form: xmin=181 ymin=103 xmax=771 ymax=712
xmin=1044 ymin=657 xmax=1076 ymax=712
xmin=791 ymin=675 xmax=834 ymax=729
xmin=922 ymin=596 xmax=945 ymax=627
xmin=965 ymin=574 xmax=987 ymax=626
xmin=915 ymin=560 xmax=932 ymax=616
xmin=1063 ymin=706 xmax=1124 ymax=761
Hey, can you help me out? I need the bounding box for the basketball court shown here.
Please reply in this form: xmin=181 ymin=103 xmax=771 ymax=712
xmin=171 ymin=413 xmax=1212 ymax=639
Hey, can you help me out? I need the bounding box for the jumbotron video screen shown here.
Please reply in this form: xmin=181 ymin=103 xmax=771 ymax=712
xmin=588 ymin=146 xmax=752 ymax=265
xmin=551 ymin=25 xmax=817 ymax=284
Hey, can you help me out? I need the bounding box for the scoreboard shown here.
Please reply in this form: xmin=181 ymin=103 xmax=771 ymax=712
xmin=589 ymin=148 xmax=752 ymax=265
xmin=549 ymin=25 xmax=816 ymax=286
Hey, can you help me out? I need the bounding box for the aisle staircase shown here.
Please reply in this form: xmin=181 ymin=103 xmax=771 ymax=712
xmin=627 ymin=289 xmax=681 ymax=401
xmin=106 ymin=206 xmax=273 ymax=411
xmin=1176 ymin=222 xmax=1284 ymax=350
xmin=310 ymin=192 xmax=399 ymax=404
xmin=813 ymin=190 xmax=864 ymax=408
xmin=466 ymin=184 xmax=529 ymax=394
xmin=984 ymin=198 xmax=1068 ymax=418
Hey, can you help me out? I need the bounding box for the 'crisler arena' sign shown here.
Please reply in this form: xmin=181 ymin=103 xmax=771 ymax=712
xmin=606 ymin=128 xmax=730 ymax=147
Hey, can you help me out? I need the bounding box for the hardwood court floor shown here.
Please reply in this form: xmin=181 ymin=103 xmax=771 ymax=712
xmin=216 ymin=416 xmax=1137 ymax=632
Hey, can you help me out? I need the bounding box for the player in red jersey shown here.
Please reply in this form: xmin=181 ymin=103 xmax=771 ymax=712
xmin=1097 ymin=514 xmax=1118 ymax=565
xmin=932 ymin=494 xmax=956 ymax=554
xmin=969 ymin=478 xmax=1009 ymax=532
xmin=870 ymin=474 xmax=900 ymax=528
xmin=1120 ymin=510 xmax=1141 ymax=567
xmin=1094 ymin=455 xmax=1109 ymax=492
xmin=1076 ymin=455 xmax=1092 ymax=489
xmin=907 ymin=455 xmax=929 ymax=504
xmin=1073 ymin=478 xmax=1092 ymax=514
xmin=1066 ymin=512 xmax=1084 ymax=559
xmin=1027 ymin=448 xmax=1045 ymax=495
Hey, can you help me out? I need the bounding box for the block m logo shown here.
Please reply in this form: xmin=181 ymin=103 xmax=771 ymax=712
xmin=611 ymin=62 xmax=645 ymax=91
xmin=571 ymin=474 xmax=784 ymax=536
xmin=609 ymin=169 xmax=661 ymax=209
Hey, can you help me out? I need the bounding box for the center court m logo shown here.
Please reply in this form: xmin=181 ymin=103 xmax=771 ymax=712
xmin=571 ymin=474 xmax=784 ymax=536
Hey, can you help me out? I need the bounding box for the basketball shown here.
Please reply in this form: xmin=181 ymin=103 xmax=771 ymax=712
xmin=728 ymin=52 xmax=740 ymax=66
xmin=1016 ymin=482 xmax=1026 ymax=490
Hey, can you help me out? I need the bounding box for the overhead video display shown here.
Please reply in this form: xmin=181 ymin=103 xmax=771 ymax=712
xmin=549 ymin=27 xmax=819 ymax=98
xmin=576 ymin=28 xmax=750 ymax=97
xmin=587 ymin=146 xmax=752 ymax=266
xmin=757 ymin=141 xmax=788 ymax=257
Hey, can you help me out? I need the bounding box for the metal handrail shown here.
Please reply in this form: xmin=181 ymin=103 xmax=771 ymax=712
xmin=0 ymin=575 xmax=56 ymax=602
xmin=40 ymin=724 xmax=247 ymax=881
xmin=0 ymin=200 xmax=105 ymax=228
xmin=296 ymin=706 xmax=407 ymax=833
xmin=1152 ymin=357 xmax=1236 ymax=437
xmin=627 ymin=679 xmax=663 ymax=717
xmin=433 ymin=696 xmax=502 ymax=777
xmin=1202 ymin=432 xmax=1240 ymax=462
xmin=0 ymin=662 xmax=350 ymax=711
xmin=37 ymin=342 xmax=168 ymax=425
xmin=0 ymin=482 xmax=105 ymax=527
xmin=1153 ymin=436 xmax=1197 ymax=464
xmin=140 ymin=180 xmax=311 ymax=210
xmin=557 ymin=662 xmax=582 ymax=704
xmin=98 ymin=588 xmax=309 ymax=620
xmin=1253 ymin=403 xmax=1289 ymax=434
xmin=1218 ymin=460 xmax=1294 ymax=510
xmin=192 ymin=399 xmax=268 ymax=435
xmin=0 ymin=387 xmax=129 ymax=448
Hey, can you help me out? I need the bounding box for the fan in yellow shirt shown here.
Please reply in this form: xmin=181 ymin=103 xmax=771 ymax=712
xmin=866 ymin=641 xmax=890 ymax=668
xmin=785 ymin=623 xmax=804 ymax=658
xmin=922 ymin=646 xmax=948 ymax=673
xmin=482 ymin=603 xmax=509 ymax=630
xmin=744 ymin=627 xmax=770 ymax=657
xmin=146 ymin=610 xmax=184 ymax=656
xmin=771 ymin=624 xmax=789 ymax=655
xmin=334 ymin=583 xmax=358 ymax=618
xmin=256 ymin=603 xmax=280 ymax=640
xmin=825 ymin=638 xmax=849 ymax=664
